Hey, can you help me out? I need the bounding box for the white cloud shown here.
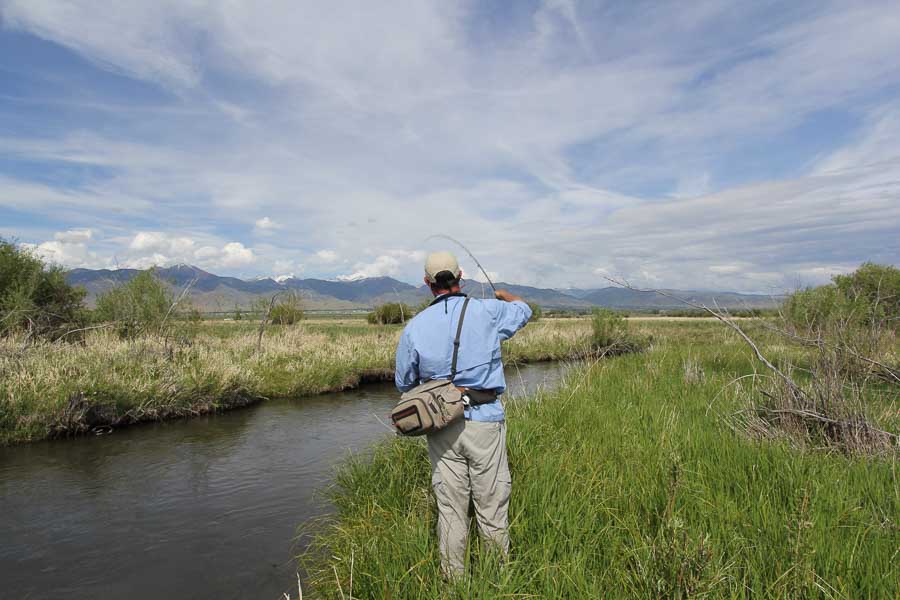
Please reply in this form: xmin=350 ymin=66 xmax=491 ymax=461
xmin=54 ymin=228 xmax=94 ymax=243
xmin=123 ymin=252 xmax=172 ymax=270
xmin=191 ymin=242 xmax=256 ymax=269
xmin=814 ymin=108 xmax=900 ymax=174
xmin=218 ymin=242 xmax=255 ymax=268
xmin=119 ymin=232 xmax=256 ymax=271
xmin=129 ymin=231 xmax=195 ymax=255
xmin=470 ymin=270 xmax=500 ymax=285
xmin=314 ymin=249 xmax=339 ymax=262
xmin=24 ymin=239 xmax=104 ymax=269
xmin=272 ymin=258 xmax=300 ymax=278
xmin=254 ymin=216 xmax=281 ymax=232
xmin=1 ymin=1 xmax=202 ymax=88
xmin=337 ymin=255 xmax=402 ymax=281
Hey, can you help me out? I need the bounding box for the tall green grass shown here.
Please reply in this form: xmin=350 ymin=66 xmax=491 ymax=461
xmin=0 ymin=318 xmax=592 ymax=444
xmin=302 ymin=323 xmax=897 ymax=598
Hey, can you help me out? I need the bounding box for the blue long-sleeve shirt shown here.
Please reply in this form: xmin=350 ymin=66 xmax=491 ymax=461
xmin=395 ymin=294 xmax=532 ymax=422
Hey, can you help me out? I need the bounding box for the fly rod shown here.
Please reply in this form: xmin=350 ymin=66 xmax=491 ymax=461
xmin=426 ymin=234 xmax=497 ymax=293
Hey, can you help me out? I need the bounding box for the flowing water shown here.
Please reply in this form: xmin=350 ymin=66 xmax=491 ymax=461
xmin=0 ymin=362 xmax=569 ymax=600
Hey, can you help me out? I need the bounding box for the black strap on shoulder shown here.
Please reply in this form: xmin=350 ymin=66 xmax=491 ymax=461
xmin=429 ymin=291 xmax=467 ymax=307
xmin=449 ymin=297 xmax=470 ymax=382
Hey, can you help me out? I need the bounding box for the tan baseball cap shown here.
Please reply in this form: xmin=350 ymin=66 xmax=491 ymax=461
xmin=424 ymin=251 xmax=461 ymax=283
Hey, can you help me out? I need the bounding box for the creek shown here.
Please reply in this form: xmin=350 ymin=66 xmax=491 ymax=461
xmin=0 ymin=362 xmax=570 ymax=600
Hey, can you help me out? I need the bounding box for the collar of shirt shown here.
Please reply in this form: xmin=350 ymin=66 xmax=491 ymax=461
xmin=429 ymin=291 xmax=467 ymax=307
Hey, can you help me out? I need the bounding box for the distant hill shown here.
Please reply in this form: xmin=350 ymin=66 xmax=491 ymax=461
xmin=65 ymin=265 xmax=781 ymax=312
xmin=470 ymin=282 xmax=594 ymax=309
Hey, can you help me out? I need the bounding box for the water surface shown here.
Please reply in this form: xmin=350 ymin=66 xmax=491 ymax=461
xmin=0 ymin=362 xmax=568 ymax=600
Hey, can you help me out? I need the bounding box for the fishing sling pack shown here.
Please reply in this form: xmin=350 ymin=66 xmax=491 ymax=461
xmin=391 ymin=297 xmax=472 ymax=436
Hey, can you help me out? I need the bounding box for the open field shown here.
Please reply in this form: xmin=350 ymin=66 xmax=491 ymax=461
xmin=302 ymin=321 xmax=899 ymax=599
xmin=0 ymin=318 xmax=593 ymax=445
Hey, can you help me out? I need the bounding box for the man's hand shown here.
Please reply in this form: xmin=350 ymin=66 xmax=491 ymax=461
xmin=494 ymin=289 xmax=523 ymax=303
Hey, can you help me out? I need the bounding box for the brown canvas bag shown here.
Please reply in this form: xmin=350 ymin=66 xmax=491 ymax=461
xmin=391 ymin=297 xmax=470 ymax=436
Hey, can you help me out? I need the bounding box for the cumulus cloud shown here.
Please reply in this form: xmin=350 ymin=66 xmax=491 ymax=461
xmin=129 ymin=231 xmax=195 ymax=255
xmin=337 ymin=255 xmax=402 ymax=281
xmin=22 ymin=228 xmax=106 ymax=269
xmin=189 ymin=242 xmax=255 ymax=269
xmin=119 ymin=232 xmax=256 ymax=271
xmin=217 ymin=242 xmax=255 ymax=268
xmin=469 ymin=270 xmax=500 ymax=285
xmin=24 ymin=239 xmax=102 ymax=269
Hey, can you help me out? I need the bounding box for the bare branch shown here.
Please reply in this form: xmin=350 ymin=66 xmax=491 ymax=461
xmin=160 ymin=276 xmax=198 ymax=333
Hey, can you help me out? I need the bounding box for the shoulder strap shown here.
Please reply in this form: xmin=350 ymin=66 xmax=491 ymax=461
xmin=449 ymin=297 xmax=471 ymax=382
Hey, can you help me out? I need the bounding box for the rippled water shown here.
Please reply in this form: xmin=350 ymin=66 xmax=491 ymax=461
xmin=0 ymin=362 xmax=569 ymax=600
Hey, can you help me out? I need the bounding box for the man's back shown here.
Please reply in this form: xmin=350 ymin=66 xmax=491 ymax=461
xmin=395 ymin=294 xmax=531 ymax=421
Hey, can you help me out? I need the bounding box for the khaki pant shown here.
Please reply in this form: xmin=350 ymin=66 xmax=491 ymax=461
xmin=427 ymin=419 xmax=511 ymax=576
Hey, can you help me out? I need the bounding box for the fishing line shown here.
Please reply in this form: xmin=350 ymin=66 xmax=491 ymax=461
xmin=426 ymin=234 xmax=497 ymax=293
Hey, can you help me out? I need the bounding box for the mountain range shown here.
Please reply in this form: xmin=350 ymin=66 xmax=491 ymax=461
xmin=65 ymin=265 xmax=782 ymax=312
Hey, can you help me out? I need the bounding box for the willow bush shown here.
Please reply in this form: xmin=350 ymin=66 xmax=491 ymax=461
xmin=94 ymin=269 xmax=172 ymax=338
xmin=0 ymin=238 xmax=86 ymax=339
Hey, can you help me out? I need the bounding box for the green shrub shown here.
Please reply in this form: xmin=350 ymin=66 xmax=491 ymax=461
xmin=833 ymin=262 xmax=899 ymax=325
xmin=784 ymin=284 xmax=847 ymax=329
xmin=269 ymin=294 xmax=304 ymax=325
xmin=367 ymin=302 xmax=411 ymax=325
xmin=784 ymin=263 xmax=899 ymax=331
xmin=591 ymin=308 xmax=627 ymax=346
xmin=94 ymin=269 xmax=172 ymax=338
xmin=527 ymin=302 xmax=542 ymax=322
xmin=0 ymin=238 xmax=86 ymax=338
xmin=591 ymin=308 xmax=646 ymax=354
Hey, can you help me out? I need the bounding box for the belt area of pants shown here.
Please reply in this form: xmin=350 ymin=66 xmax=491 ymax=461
xmin=455 ymin=387 xmax=498 ymax=406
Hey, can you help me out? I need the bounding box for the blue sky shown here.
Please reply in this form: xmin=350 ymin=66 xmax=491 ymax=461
xmin=1 ymin=0 xmax=898 ymax=292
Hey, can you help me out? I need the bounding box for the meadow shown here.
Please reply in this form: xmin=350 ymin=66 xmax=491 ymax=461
xmin=0 ymin=317 xmax=592 ymax=445
xmin=301 ymin=320 xmax=898 ymax=599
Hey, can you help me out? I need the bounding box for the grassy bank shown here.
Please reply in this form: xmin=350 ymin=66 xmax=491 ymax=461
xmin=0 ymin=319 xmax=592 ymax=445
xmin=302 ymin=321 xmax=898 ymax=598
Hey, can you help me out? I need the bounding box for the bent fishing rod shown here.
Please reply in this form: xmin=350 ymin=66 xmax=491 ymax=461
xmin=426 ymin=234 xmax=497 ymax=294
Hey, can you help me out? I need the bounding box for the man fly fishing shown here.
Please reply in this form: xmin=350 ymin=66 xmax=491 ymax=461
xmin=394 ymin=251 xmax=532 ymax=577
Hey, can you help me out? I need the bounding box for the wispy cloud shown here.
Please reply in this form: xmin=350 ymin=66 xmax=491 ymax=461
xmin=1 ymin=0 xmax=898 ymax=290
